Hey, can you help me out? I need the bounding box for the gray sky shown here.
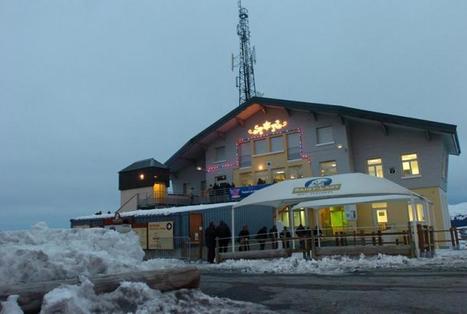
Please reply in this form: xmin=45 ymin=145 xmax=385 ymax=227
xmin=1 ymin=0 xmax=466 ymax=230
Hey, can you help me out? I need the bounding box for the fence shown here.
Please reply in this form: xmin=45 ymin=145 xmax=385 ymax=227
xmin=210 ymin=224 xmax=462 ymax=262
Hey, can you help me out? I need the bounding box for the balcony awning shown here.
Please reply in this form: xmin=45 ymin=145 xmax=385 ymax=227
xmin=233 ymin=173 xmax=422 ymax=209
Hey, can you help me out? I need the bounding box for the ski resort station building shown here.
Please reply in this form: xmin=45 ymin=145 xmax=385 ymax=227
xmin=71 ymin=97 xmax=460 ymax=255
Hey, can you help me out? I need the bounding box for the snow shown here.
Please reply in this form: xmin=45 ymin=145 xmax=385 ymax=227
xmin=200 ymin=250 xmax=467 ymax=274
xmin=449 ymin=202 xmax=467 ymax=219
xmin=0 ymin=223 xmax=273 ymax=314
xmin=73 ymin=202 xmax=236 ymax=221
xmin=0 ymin=296 xmax=22 ymax=314
xmin=0 ymin=222 xmax=180 ymax=285
xmin=39 ymin=278 xmax=272 ymax=314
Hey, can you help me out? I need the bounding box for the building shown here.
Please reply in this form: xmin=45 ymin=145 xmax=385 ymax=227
xmin=73 ymin=96 xmax=460 ymax=252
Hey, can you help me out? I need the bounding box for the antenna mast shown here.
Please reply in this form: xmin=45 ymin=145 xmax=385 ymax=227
xmin=233 ymin=0 xmax=257 ymax=106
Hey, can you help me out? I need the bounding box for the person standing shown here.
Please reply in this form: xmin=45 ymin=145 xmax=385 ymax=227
xmin=280 ymin=226 xmax=291 ymax=249
xmin=216 ymin=221 xmax=231 ymax=253
xmin=205 ymin=222 xmax=217 ymax=263
xmin=256 ymin=226 xmax=268 ymax=250
xmin=238 ymin=225 xmax=250 ymax=251
xmin=269 ymin=225 xmax=278 ymax=249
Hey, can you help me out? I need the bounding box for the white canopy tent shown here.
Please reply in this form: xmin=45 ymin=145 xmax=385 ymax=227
xmin=231 ymin=173 xmax=430 ymax=257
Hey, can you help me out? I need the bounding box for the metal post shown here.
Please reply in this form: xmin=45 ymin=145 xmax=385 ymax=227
xmin=231 ymin=206 xmax=235 ymax=253
xmin=314 ymin=208 xmax=321 ymax=247
xmin=410 ymin=197 xmax=420 ymax=258
xmin=290 ymin=207 xmax=296 ymax=249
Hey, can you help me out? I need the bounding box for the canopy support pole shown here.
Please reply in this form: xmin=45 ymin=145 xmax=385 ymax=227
xmin=231 ymin=206 xmax=235 ymax=253
xmin=424 ymin=199 xmax=431 ymax=226
xmin=314 ymin=208 xmax=321 ymax=247
xmin=290 ymin=207 xmax=296 ymax=249
xmin=410 ymin=197 xmax=420 ymax=258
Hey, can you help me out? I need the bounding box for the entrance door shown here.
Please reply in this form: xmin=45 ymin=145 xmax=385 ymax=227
xmin=319 ymin=207 xmax=348 ymax=236
xmin=189 ymin=213 xmax=203 ymax=243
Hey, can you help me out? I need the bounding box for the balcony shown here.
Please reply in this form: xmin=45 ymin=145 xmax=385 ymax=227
xmin=137 ymin=188 xmax=233 ymax=209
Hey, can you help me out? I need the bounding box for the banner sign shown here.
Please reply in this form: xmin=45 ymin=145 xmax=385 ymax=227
xmin=229 ymin=184 xmax=271 ymax=200
xmin=344 ymin=205 xmax=357 ymax=221
xmin=293 ymin=178 xmax=341 ymax=194
xmin=148 ymin=221 xmax=174 ymax=250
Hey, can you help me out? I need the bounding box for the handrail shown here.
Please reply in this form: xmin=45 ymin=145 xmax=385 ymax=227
xmin=116 ymin=193 xmax=138 ymax=214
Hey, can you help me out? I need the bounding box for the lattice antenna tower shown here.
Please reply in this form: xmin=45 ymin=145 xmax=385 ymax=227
xmin=232 ymin=0 xmax=257 ymax=106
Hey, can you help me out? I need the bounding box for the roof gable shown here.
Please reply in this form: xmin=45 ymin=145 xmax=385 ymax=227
xmin=120 ymin=158 xmax=167 ymax=173
xmin=165 ymin=97 xmax=460 ymax=170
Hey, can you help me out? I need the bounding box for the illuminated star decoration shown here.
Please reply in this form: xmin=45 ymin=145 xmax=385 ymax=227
xmin=248 ymin=120 xmax=288 ymax=135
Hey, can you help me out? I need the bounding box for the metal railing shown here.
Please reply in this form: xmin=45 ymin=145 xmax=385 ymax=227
xmin=138 ymin=188 xmax=233 ymax=208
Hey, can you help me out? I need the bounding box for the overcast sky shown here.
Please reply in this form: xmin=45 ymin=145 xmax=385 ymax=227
xmin=1 ymin=0 xmax=466 ymax=230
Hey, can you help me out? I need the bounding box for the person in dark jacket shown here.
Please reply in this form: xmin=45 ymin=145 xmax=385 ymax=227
xmin=205 ymin=222 xmax=217 ymax=263
xmin=269 ymin=225 xmax=278 ymax=249
xmin=296 ymin=223 xmax=306 ymax=251
xmin=256 ymin=226 xmax=268 ymax=250
xmin=280 ymin=227 xmax=291 ymax=249
xmin=216 ymin=221 xmax=231 ymax=253
xmin=238 ymin=225 xmax=250 ymax=251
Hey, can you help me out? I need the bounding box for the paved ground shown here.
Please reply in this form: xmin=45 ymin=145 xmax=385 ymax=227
xmin=200 ymin=270 xmax=467 ymax=313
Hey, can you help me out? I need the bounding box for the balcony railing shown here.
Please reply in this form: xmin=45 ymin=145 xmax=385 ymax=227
xmin=137 ymin=188 xmax=233 ymax=208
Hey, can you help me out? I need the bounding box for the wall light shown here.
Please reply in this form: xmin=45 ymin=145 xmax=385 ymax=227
xmin=258 ymin=164 xmax=264 ymax=171
xmin=196 ymin=166 xmax=203 ymax=171
xmin=139 ymin=174 xmax=145 ymax=180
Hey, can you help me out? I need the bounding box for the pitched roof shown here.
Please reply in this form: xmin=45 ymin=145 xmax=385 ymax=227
xmin=165 ymin=97 xmax=460 ymax=170
xmin=119 ymin=158 xmax=167 ymax=173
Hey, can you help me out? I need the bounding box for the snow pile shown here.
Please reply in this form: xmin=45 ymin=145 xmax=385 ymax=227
xmin=39 ymin=278 xmax=272 ymax=314
xmin=203 ymin=250 xmax=467 ymax=274
xmin=0 ymin=296 xmax=23 ymax=314
xmin=0 ymin=222 xmax=179 ymax=285
xmin=449 ymin=202 xmax=467 ymax=219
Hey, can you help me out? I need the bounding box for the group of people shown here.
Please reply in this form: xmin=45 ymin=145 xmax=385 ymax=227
xmin=204 ymin=221 xmax=322 ymax=263
xmin=204 ymin=221 xmax=231 ymax=263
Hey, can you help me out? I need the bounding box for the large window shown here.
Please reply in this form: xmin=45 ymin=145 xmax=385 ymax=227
xmin=320 ymin=160 xmax=337 ymax=176
xmin=272 ymin=168 xmax=286 ymax=183
xmin=408 ymin=203 xmax=425 ymax=222
xmin=401 ymin=153 xmax=420 ymax=176
xmin=215 ymin=146 xmax=226 ymax=162
xmin=287 ymin=133 xmax=301 ymax=160
xmin=372 ymin=202 xmax=388 ymax=230
xmin=271 ymin=136 xmax=284 ymax=152
xmin=316 ymin=126 xmax=334 ymax=145
xmin=239 ymin=142 xmax=251 ymax=167
xmin=367 ymin=158 xmax=384 ymax=178
xmin=254 ymin=139 xmax=268 ymax=155
xmin=288 ymin=166 xmax=303 ymax=179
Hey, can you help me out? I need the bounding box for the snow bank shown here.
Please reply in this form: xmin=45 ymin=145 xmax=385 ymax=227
xmin=0 ymin=222 xmax=179 ymax=285
xmin=202 ymin=250 xmax=467 ymax=274
xmin=38 ymin=277 xmax=272 ymax=314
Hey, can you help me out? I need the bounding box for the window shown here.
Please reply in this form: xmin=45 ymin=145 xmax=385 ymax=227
xmin=239 ymin=142 xmax=251 ymax=167
xmin=255 ymin=171 xmax=268 ymax=185
xmin=316 ymin=126 xmax=334 ymax=145
xmin=287 ymin=133 xmax=301 ymax=160
xmin=401 ymin=153 xmax=420 ymax=176
xmin=271 ymin=136 xmax=283 ymax=152
xmin=408 ymin=204 xmax=425 ymax=222
xmin=367 ymin=158 xmax=384 ymax=178
xmin=272 ymin=168 xmax=286 ymax=182
xmin=254 ymin=139 xmax=268 ymax=155
xmin=372 ymin=202 xmax=388 ymax=229
xmin=288 ymin=166 xmax=303 ymax=179
xmin=215 ymin=146 xmax=226 ymax=162
xmin=320 ymin=161 xmax=337 ymax=176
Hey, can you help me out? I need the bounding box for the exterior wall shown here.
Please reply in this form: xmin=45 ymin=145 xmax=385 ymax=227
xmin=171 ymin=164 xmax=206 ymax=196
xmin=202 ymin=107 xmax=353 ymax=188
xmin=349 ymin=121 xmax=447 ymax=191
xmin=120 ymin=186 xmax=153 ymax=210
